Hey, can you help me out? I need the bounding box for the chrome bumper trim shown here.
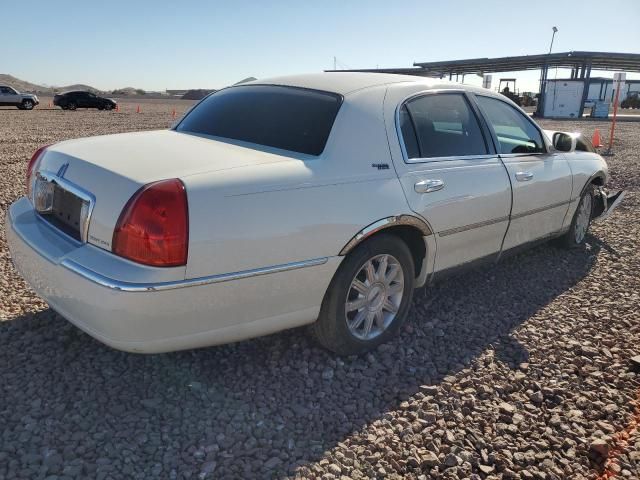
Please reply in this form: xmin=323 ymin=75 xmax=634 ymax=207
xmin=61 ymin=257 xmax=329 ymax=293
xmin=594 ymin=190 xmax=626 ymax=222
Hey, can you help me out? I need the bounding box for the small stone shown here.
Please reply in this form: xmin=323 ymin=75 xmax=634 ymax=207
xmin=530 ymin=391 xmax=544 ymax=404
xmin=421 ymin=451 xmax=440 ymax=467
xmin=479 ymin=464 xmax=495 ymax=474
xmin=199 ymin=461 xmax=216 ymax=477
xmin=499 ymin=402 xmax=516 ymax=415
xmin=322 ymin=368 xmax=334 ymax=381
xmin=589 ymin=439 xmax=609 ymax=459
xmin=443 ymin=453 xmax=459 ymax=467
xmin=264 ymin=457 xmax=282 ymax=469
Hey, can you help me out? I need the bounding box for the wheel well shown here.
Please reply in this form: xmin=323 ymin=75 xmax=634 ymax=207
xmin=591 ymin=176 xmax=604 ymax=186
xmin=376 ymin=226 xmax=426 ymax=277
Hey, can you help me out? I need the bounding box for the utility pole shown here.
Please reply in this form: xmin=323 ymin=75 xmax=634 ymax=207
xmin=537 ymin=26 xmax=558 ymax=117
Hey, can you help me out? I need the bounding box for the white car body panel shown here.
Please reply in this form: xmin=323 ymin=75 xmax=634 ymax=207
xmin=499 ymin=152 xmax=573 ymax=250
xmin=384 ymin=84 xmax=512 ymax=271
xmin=6 ymin=73 xmax=614 ymax=353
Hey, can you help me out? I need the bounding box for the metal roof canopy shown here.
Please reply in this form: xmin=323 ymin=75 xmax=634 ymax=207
xmin=329 ymin=51 xmax=640 ymax=77
xmin=328 ymin=51 xmax=640 ymax=118
xmin=413 ymin=51 xmax=640 ymax=76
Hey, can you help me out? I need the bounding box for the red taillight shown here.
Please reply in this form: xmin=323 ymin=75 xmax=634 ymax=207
xmin=26 ymin=145 xmax=50 ymax=197
xmin=112 ymin=179 xmax=189 ymax=267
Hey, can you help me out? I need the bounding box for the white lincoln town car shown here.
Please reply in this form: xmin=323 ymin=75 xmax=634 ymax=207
xmin=7 ymin=73 xmax=624 ymax=355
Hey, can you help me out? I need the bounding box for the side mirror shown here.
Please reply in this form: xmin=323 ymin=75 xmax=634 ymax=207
xmin=553 ymin=132 xmax=575 ymax=153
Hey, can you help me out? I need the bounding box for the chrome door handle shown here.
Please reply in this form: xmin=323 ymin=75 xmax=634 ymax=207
xmin=415 ymin=179 xmax=444 ymax=193
xmin=515 ymin=171 xmax=534 ymax=182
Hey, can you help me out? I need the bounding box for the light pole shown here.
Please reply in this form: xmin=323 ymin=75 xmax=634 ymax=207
xmin=537 ymin=26 xmax=558 ymax=117
xmin=548 ymin=26 xmax=558 ymax=54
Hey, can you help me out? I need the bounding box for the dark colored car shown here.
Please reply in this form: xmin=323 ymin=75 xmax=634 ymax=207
xmin=53 ymin=91 xmax=117 ymax=111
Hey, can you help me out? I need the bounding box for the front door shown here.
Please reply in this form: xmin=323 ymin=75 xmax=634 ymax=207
xmin=473 ymin=95 xmax=572 ymax=250
xmin=385 ymin=88 xmax=512 ymax=273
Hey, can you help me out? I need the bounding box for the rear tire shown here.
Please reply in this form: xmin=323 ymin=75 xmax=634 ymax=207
xmin=559 ymin=185 xmax=594 ymax=248
xmin=67 ymin=102 xmax=77 ymax=111
xmin=311 ymin=234 xmax=415 ymax=355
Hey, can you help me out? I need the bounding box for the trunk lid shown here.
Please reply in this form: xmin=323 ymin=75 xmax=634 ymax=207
xmin=35 ymin=129 xmax=293 ymax=251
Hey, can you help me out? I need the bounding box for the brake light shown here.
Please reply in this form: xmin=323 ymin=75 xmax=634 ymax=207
xmin=26 ymin=145 xmax=50 ymax=198
xmin=112 ymin=179 xmax=189 ymax=267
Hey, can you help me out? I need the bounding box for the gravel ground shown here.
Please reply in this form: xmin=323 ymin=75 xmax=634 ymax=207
xmin=0 ymin=105 xmax=638 ymax=479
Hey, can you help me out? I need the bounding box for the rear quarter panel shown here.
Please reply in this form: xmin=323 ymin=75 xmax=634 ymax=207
xmin=184 ymin=86 xmax=413 ymax=278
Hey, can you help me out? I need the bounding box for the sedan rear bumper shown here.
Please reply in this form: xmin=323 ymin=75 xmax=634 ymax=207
xmin=6 ymin=197 xmax=340 ymax=353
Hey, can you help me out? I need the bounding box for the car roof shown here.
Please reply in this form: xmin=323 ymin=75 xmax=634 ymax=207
xmin=244 ymin=72 xmax=496 ymax=97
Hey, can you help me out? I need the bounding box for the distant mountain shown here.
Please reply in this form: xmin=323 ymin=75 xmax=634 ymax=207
xmin=0 ymin=74 xmax=103 ymax=94
xmin=1 ymin=74 xmax=259 ymax=97
xmin=0 ymin=74 xmax=51 ymax=93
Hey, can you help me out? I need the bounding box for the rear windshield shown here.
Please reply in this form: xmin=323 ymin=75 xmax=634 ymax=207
xmin=176 ymin=85 xmax=343 ymax=156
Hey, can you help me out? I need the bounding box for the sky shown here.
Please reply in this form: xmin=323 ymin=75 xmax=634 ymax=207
xmin=1 ymin=0 xmax=639 ymax=92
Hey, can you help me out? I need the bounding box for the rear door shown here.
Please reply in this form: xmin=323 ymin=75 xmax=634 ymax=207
xmin=385 ymin=87 xmax=512 ymax=273
xmin=473 ymin=95 xmax=572 ymax=250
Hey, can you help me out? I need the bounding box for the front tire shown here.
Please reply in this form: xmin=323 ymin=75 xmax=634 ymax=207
xmin=559 ymin=185 xmax=594 ymax=248
xmin=311 ymin=234 xmax=415 ymax=355
xmin=21 ymin=100 xmax=34 ymax=110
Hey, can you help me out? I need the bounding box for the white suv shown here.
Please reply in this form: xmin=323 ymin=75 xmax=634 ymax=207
xmin=0 ymin=85 xmax=39 ymax=110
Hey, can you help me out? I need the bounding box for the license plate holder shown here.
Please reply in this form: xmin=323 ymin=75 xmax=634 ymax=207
xmin=34 ymin=174 xmax=90 ymax=242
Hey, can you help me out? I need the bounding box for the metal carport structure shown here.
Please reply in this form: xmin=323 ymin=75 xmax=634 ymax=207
xmin=328 ymin=51 xmax=640 ymax=117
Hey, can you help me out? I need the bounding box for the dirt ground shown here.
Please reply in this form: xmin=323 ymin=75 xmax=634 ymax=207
xmin=0 ymin=103 xmax=638 ymax=479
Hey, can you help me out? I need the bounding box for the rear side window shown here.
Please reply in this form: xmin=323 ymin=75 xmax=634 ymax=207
xmin=476 ymin=96 xmax=545 ymax=154
xmin=400 ymin=93 xmax=488 ymax=159
xmin=176 ymin=85 xmax=342 ymax=156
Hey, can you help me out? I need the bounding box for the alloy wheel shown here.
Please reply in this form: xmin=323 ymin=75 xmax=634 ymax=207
xmin=345 ymin=254 xmax=404 ymax=341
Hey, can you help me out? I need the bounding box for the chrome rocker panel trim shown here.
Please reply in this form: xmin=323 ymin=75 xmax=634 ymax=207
xmin=60 ymin=257 xmax=329 ymax=293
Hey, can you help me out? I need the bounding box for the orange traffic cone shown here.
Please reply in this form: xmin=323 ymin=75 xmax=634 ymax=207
xmin=48 ymin=101 xmax=52 ymax=108
xmin=115 ymin=104 xmax=119 ymax=112
xmin=592 ymin=128 xmax=602 ymax=148
xmin=136 ymin=105 xmax=141 ymax=114
xmin=171 ymin=108 xmax=176 ymax=119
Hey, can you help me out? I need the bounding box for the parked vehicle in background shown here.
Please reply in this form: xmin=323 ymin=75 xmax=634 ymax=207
xmin=53 ymin=91 xmax=117 ymax=111
xmin=621 ymin=92 xmax=640 ymax=109
xmin=0 ymin=85 xmax=39 ymax=110
xmin=6 ymin=73 xmax=624 ymax=355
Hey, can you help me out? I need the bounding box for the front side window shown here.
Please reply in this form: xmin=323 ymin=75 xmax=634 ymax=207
xmin=399 ymin=93 xmax=488 ymax=159
xmin=476 ymin=96 xmax=545 ymax=154
xmin=176 ymin=85 xmax=342 ymax=156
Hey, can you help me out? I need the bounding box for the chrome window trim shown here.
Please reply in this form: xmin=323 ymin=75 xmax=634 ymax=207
xmin=60 ymin=257 xmax=329 ymax=293
xmin=499 ymin=152 xmax=549 ymax=159
xmin=394 ymin=89 xmax=493 ymax=164
xmin=404 ymin=154 xmax=498 ymax=164
xmin=32 ymin=170 xmax=96 ymax=243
